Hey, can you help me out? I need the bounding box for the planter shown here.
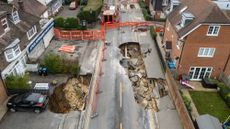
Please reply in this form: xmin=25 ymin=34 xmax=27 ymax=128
xmin=202 ymin=78 xmax=217 ymax=89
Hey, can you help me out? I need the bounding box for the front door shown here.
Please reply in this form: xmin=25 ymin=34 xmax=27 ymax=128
xmin=189 ymin=67 xmax=212 ymax=80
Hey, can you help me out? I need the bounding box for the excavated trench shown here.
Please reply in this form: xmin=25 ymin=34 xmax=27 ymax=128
xmin=119 ymin=43 xmax=158 ymax=111
xmin=49 ymin=74 xmax=91 ymax=113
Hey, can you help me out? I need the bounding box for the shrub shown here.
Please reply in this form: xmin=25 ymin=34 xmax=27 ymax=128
xmin=42 ymin=53 xmax=80 ymax=75
xmin=77 ymin=10 xmax=98 ymax=23
xmin=150 ymin=26 xmax=157 ymax=40
xmin=54 ymin=17 xmax=65 ymax=28
xmin=182 ymin=95 xmax=192 ymax=112
xmin=42 ymin=53 xmax=63 ymax=74
xmin=5 ymin=74 xmax=30 ymax=89
xmin=217 ymin=82 xmax=230 ymax=107
xmin=139 ymin=0 xmax=146 ymax=8
xmin=64 ymin=17 xmax=79 ymax=29
xmin=77 ymin=0 xmax=102 ymax=23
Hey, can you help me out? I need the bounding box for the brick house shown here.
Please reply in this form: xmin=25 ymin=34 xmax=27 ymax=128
xmin=163 ymin=0 xmax=230 ymax=81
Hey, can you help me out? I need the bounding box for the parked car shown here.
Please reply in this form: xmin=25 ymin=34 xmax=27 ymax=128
xmin=7 ymin=93 xmax=48 ymax=113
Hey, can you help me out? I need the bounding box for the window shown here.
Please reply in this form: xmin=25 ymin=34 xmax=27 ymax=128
xmin=198 ymin=48 xmax=215 ymax=57
xmin=12 ymin=11 xmax=20 ymax=24
xmin=207 ymin=25 xmax=220 ymax=36
xmin=27 ymin=26 xmax=37 ymax=40
xmin=189 ymin=67 xmax=212 ymax=80
xmin=4 ymin=45 xmax=21 ymax=62
xmin=180 ymin=12 xmax=194 ymax=27
xmin=1 ymin=18 xmax=9 ymax=32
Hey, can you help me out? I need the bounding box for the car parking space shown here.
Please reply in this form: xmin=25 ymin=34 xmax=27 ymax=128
xmin=0 ymin=110 xmax=80 ymax=129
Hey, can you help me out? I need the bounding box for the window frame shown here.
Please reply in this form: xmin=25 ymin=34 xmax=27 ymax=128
xmin=197 ymin=47 xmax=215 ymax=57
xmin=12 ymin=11 xmax=20 ymax=24
xmin=4 ymin=44 xmax=21 ymax=62
xmin=27 ymin=26 xmax=37 ymax=40
xmin=207 ymin=25 xmax=220 ymax=36
xmin=1 ymin=18 xmax=9 ymax=32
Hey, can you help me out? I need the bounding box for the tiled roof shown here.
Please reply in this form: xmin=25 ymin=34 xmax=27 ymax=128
xmin=167 ymin=0 xmax=230 ymax=38
xmin=0 ymin=1 xmax=40 ymax=70
xmin=12 ymin=0 xmax=47 ymax=17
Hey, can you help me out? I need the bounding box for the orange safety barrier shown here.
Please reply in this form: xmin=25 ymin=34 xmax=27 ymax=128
xmin=54 ymin=21 xmax=163 ymax=41
xmin=54 ymin=28 xmax=105 ymax=40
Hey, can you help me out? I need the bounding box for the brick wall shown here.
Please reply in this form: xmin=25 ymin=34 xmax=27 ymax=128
xmin=163 ymin=20 xmax=181 ymax=66
xmin=178 ymin=25 xmax=230 ymax=78
xmin=165 ymin=67 xmax=195 ymax=129
xmin=0 ymin=79 xmax=7 ymax=104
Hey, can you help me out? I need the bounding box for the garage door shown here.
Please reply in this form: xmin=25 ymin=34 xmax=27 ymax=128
xmin=43 ymin=28 xmax=54 ymax=48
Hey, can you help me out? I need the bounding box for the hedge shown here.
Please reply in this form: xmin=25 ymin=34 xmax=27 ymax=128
xmin=77 ymin=0 xmax=102 ymax=23
xmin=150 ymin=26 xmax=157 ymax=40
xmin=217 ymin=82 xmax=230 ymax=107
xmin=54 ymin=17 xmax=86 ymax=30
xmin=139 ymin=0 xmax=152 ymax=21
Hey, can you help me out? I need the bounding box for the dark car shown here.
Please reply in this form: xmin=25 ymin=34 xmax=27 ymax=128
xmin=7 ymin=93 xmax=48 ymax=113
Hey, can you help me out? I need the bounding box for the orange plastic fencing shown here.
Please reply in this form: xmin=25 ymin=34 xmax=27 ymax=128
xmin=54 ymin=28 xmax=105 ymax=40
xmin=54 ymin=22 xmax=163 ymax=40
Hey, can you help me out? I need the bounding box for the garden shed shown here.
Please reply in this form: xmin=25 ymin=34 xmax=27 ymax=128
xmin=196 ymin=114 xmax=222 ymax=129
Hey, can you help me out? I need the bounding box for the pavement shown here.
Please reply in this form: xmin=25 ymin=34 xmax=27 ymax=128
xmin=157 ymin=96 xmax=183 ymax=129
xmin=0 ymin=110 xmax=80 ymax=129
xmin=58 ymin=5 xmax=80 ymax=18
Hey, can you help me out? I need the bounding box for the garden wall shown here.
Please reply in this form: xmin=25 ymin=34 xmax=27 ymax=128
xmin=165 ymin=67 xmax=195 ymax=129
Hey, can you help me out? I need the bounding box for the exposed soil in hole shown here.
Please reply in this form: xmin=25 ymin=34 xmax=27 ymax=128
xmin=49 ymin=75 xmax=91 ymax=113
xmin=120 ymin=43 xmax=158 ymax=111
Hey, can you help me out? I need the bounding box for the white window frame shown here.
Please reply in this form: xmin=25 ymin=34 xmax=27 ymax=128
xmin=12 ymin=11 xmax=20 ymax=24
xmin=27 ymin=26 xmax=37 ymax=40
xmin=188 ymin=66 xmax=213 ymax=80
xmin=198 ymin=47 xmax=215 ymax=57
xmin=207 ymin=25 xmax=220 ymax=36
xmin=4 ymin=45 xmax=21 ymax=62
xmin=1 ymin=18 xmax=9 ymax=32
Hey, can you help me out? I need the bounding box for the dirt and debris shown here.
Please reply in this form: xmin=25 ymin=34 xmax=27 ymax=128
xmin=120 ymin=43 xmax=158 ymax=111
xmin=49 ymin=75 xmax=91 ymax=113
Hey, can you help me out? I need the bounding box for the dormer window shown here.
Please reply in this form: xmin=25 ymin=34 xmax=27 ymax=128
xmin=27 ymin=25 xmax=37 ymax=40
xmin=207 ymin=25 xmax=220 ymax=36
xmin=12 ymin=11 xmax=20 ymax=24
xmin=4 ymin=44 xmax=21 ymax=62
xmin=180 ymin=12 xmax=194 ymax=27
xmin=171 ymin=0 xmax=180 ymax=11
xmin=1 ymin=18 xmax=9 ymax=32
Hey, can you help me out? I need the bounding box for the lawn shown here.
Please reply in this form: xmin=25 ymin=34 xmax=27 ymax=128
xmin=189 ymin=91 xmax=230 ymax=122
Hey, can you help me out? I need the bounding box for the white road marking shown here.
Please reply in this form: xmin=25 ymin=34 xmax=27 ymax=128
xmin=120 ymin=82 xmax=123 ymax=108
xmin=120 ymin=122 xmax=123 ymax=129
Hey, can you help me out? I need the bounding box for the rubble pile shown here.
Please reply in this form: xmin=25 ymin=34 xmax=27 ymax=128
xmin=120 ymin=44 xmax=158 ymax=111
xmin=49 ymin=75 xmax=91 ymax=113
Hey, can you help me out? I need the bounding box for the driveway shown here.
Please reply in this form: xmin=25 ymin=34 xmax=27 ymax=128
xmin=0 ymin=110 xmax=80 ymax=129
xmin=58 ymin=6 xmax=80 ymax=18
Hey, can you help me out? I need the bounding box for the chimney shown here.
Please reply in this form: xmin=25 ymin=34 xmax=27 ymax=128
xmin=18 ymin=0 xmax=24 ymax=10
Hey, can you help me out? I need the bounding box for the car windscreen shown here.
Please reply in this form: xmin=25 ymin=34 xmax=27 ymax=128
xmin=25 ymin=93 xmax=42 ymax=103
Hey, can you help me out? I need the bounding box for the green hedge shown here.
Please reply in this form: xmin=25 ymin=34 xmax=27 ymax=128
xmin=77 ymin=0 xmax=102 ymax=23
xmin=42 ymin=53 xmax=80 ymax=75
xmin=139 ymin=0 xmax=152 ymax=21
xmin=54 ymin=17 xmax=86 ymax=30
xmin=150 ymin=26 xmax=157 ymax=40
xmin=217 ymin=82 xmax=230 ymax=107
xmin=5 ymin=74 xmax=30 ymax=89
